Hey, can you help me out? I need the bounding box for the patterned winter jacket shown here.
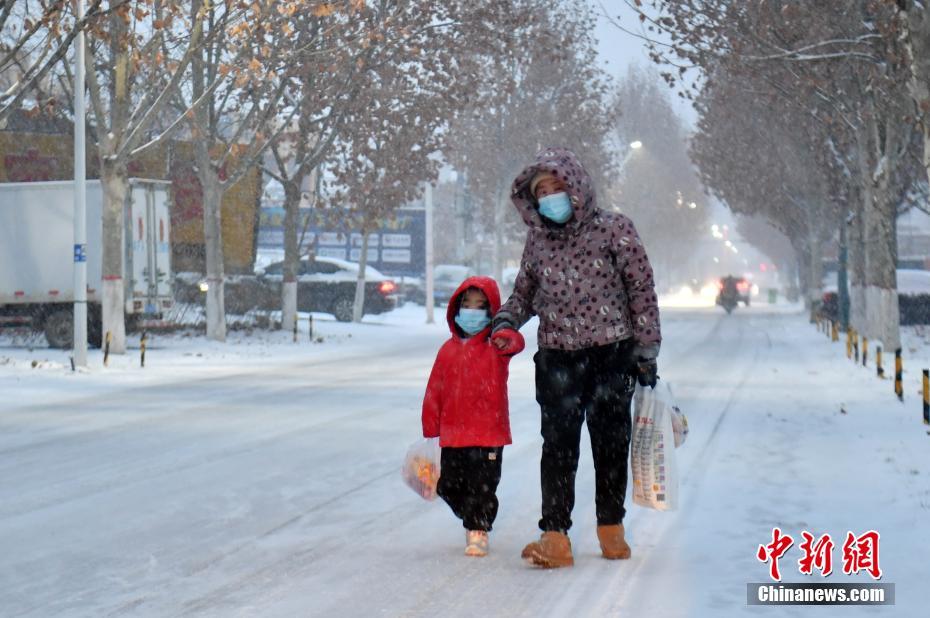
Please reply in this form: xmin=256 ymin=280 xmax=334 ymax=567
xmin=494 ymin=147 xmax=661 ymax=359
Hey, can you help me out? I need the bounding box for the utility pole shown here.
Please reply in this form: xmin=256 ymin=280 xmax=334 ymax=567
xmin=72 ymin=0 xmax=88 ymax=367
xmin=425 ymin=183 xmax=435 ymax=324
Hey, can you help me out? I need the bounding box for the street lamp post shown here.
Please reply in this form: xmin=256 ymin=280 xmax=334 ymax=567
xmin=73 ymin=0 xmax=87 ymax=367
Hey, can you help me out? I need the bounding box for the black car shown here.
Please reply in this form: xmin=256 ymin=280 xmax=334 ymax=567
xmin=259 ymin=256 xmax=398 ymax=321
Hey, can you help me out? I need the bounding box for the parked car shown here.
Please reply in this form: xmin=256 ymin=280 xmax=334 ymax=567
xmin=399 ymin=265 xmax=476 ymax=306
xmin=434 ymin=264 xmax=475 ymax=305
xmin=398 ymin=276 xmax=425 ymax=305
xmin=259 ymin=256 xmax=398 ymax=321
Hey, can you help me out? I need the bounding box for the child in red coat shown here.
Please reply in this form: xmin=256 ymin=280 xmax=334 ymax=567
xmin=422 ymin=276 xmax=525 ymax=557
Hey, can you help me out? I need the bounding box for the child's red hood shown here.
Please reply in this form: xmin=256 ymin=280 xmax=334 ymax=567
xmin=445 ymin=276 xmax=501 ymax=335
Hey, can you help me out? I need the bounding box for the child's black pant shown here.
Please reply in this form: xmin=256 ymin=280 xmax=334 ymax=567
xmin=437 ymin=446 xmax=503 ymax=532
xmin=534 ymin=340 xmax=637 ymax=533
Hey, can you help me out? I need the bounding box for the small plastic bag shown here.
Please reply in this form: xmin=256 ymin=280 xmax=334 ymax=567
xmin=401 ymin=437 xmax=441 ymax=501
xmin=631 ymin=383 xmax=679 ymax=511
xmin=670 ymin=403 xmax=689 ymax=448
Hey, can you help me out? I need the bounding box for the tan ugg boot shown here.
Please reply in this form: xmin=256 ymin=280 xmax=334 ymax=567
xmin=597 ymin=524 xmax=632 ymax=559
xmin=521 ymin=531 xmax=574 ymax=568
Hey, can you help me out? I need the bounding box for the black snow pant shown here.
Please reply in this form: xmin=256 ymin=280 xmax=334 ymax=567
xmin=437 ymin=446 xmax=504 ymax=532
xmin=535 ymin=340 xmax=637 ymax=533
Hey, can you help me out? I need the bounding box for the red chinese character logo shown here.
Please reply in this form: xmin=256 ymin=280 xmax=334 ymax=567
xmin=842 ymin=530 xmax=882 ymax=579
xmin=757 ymin=527 xmax=794 ymax=581
xmin=798 ymin=531 xmax=834 ymax=576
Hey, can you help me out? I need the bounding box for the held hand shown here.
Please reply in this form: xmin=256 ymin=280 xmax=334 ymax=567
xmin=636 ymin=359 xmax=658 ymax=389
xmin=491 ymin=328 xmax=523 ymax=355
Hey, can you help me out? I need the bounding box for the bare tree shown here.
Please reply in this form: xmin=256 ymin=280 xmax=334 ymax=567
xmin=59 ymin=1 xmax=249 ymax=353
xmin=612 ymin=0 xmax=924 ymax=348
xmin=447 ymin=0 xmax=617 ymax=282
xmin=0 ymin=0 xmax=110 ymax=126
xmin=174 ymin=0 xmax=316 ymax=341
xmin=322 ymin=0 xmax=522 ymax=322
xmin=264 ymin=2 xmax=392 ymax=333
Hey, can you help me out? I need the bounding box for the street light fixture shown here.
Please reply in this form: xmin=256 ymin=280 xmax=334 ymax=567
xmin=618 ymin=140 xmax=644 ymax=174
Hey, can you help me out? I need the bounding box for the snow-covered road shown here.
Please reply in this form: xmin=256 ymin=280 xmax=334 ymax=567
xmin=1 ymin=306 xmax=926 ymax=617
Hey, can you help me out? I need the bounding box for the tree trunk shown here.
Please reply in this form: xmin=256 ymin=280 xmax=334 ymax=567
xmin=281 ymin=180 xmax=301 ymax=333
xmin=806 ymin=227 xmax=824 ymax=309
xmin=846 ymin=180 xmax=868 ymax=333
xmin=837 ymin=214 xmax=850 ymax=331
xmin=199 ymin=160 xmax=226 ymax=342
xmin=188 ymin=0 xmax=225 ymax=342
xmin=797 ymin=246 xmax=811 ymax=311
xmin=353 ymin=225 xmax=370 ymax=323
xmin=902 ymin=2 xmax=930 ymax=189
xmin=100 ymin=162 xmax=127 ymax=353
xmin=861 ymin=116 xmax=901 ymax=351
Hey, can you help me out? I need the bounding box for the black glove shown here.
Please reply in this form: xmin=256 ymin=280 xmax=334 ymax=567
xmin=636 ymin=358 xmax=658 ymax=389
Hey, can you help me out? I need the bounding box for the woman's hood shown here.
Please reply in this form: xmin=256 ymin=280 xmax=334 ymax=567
xmin=510 ymin=147 xmax=598 ymax=232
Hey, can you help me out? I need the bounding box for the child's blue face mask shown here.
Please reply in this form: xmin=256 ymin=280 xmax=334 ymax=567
xmin=455 ymin=308 xmax=490 ymax=335
xmin=538 ymin=192 xmax=572 ymax=224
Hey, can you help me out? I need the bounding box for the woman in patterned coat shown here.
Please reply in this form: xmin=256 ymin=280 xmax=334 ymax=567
xmin=490 ymin=146 xmax=662 ymax=568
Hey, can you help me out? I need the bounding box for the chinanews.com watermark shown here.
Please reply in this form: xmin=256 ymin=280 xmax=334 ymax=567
xmin=748 ymin=527 xmax=895 ymax=606
xmin=747 ymin=583 xmax=894 ymax=606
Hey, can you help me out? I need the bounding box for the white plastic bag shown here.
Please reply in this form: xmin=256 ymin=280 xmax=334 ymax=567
xmin=401 ymin=437 xmax=441 ymax=501
xmin=631 ymin=383 xmax=679 ymax=511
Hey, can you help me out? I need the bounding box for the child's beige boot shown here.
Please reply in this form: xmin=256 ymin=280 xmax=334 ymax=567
xmin=465 ymin=530 xmax=489 ymax=557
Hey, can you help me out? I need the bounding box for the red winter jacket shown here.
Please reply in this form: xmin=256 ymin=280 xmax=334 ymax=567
xmin=422 ymin=276 xmax=525 ymax=448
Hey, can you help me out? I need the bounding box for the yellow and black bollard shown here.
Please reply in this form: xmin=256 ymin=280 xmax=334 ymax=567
xmin=862 ymin=337 xmax=868 ymax=368
xmin=293 ymin=319 xmax=298 ymax=343
xmin=103 ymin=331 xmax=112 ymax=367
xmin=923 ymin=370 xmax=929 ymax=425
xmin=876 ymin=346 xmax=884 ymax=378
xmin=831 ymin=321 xmax=839 ymax=342
xmin=140 ymin=331 xmax=147 ymax=368
xmin=895 ymin=348 xmax=903 ymax=401
xmin=846 ymin=329 xmax=852 ymax=359
xmin=853 ymin=331 xmax=860 ymax=364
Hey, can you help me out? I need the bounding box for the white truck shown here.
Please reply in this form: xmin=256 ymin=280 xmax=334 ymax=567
xmin=0 ymin=179 xmax=174 ymax=348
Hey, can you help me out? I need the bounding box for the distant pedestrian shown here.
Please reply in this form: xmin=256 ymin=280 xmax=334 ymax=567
xmin=422 ymin=276 xmax=525 ymax=557
xmin=491 ymin=147 xmax=661 ymax=568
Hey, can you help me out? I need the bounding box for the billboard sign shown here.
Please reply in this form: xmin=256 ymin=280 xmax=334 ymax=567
xmin=257 ymin=207 xmax=426 ymax=277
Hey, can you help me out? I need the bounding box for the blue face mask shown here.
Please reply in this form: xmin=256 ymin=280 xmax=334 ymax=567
xmin=538 ymin=192 xmax=573 ymax=224
xmin=455 ymin=308 xmax=490 ymax=335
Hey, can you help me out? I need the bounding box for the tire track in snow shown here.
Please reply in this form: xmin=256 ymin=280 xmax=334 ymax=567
xmin=578 ymin=311 xmax=767 ymax=616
